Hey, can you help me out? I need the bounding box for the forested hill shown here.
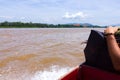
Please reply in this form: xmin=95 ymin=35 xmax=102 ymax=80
xmin=0 ymin=21 xmax=105 ymax=28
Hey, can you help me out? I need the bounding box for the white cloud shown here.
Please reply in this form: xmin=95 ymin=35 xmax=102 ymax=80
xmin=0 ymin=16 xmax=14 ymax=19
xmin=63 ymin=12 xmax=88 ymax=19
xmin=20 ymin=17 xmax=26 ymax=20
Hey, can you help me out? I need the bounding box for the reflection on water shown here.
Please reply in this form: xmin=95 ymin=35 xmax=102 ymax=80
xmin=0 ymin=28 xmax=104 ymax=80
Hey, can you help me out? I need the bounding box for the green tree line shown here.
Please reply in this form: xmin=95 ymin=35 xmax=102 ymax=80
xmin=0 ymin=21 xmax=103 ymax=28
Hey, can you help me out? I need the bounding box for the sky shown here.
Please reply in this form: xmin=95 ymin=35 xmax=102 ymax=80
xmin=0 ymin=0 xmax=120 ymax=25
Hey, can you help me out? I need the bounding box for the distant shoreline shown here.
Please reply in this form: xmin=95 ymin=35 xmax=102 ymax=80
xmin=0 ymin=21 xmax=106 ymax=28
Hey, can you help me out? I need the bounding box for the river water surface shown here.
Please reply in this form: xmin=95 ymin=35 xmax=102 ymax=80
xmin=0 ymin=28 xmax=104 ymax=80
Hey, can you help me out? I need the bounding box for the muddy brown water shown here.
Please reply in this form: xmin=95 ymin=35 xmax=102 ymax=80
xmin=0 ymin=28 xmax=104 ymax=80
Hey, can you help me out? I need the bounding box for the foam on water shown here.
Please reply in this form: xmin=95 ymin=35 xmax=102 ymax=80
xmin=31 ymin=65 xmax=72 ymax=80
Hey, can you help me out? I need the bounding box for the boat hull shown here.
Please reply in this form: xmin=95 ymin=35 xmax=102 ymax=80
xmin=59 ymin=65 xmax=120 ymax=80
xmin=59 ymin=66 xmax=79 ymax=80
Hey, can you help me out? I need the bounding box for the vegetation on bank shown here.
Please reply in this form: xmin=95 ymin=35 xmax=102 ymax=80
xmin=0 ymin=21 xmax=105 ymax=28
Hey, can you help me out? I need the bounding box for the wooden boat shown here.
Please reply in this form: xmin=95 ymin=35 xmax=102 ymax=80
xmin=59 ymin=65 xmax=120 ymax=80
xmin=59 ymin=66 xmax=79 ymax=80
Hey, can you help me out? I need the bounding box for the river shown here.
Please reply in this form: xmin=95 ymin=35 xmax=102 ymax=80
xmin=0 ymin=28 xmax=104 ymax=80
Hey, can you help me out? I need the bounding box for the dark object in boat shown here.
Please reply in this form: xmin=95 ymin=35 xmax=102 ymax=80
xmin=84 ymin=30 xmax=115 ymax=72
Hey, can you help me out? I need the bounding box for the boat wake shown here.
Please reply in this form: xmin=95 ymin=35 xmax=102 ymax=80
xmin=31 ymin=65 xmax=72 ymax=80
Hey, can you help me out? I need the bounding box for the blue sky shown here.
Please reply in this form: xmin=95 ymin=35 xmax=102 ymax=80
xmin=0 ymin=0 xmax=120 ymax=25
